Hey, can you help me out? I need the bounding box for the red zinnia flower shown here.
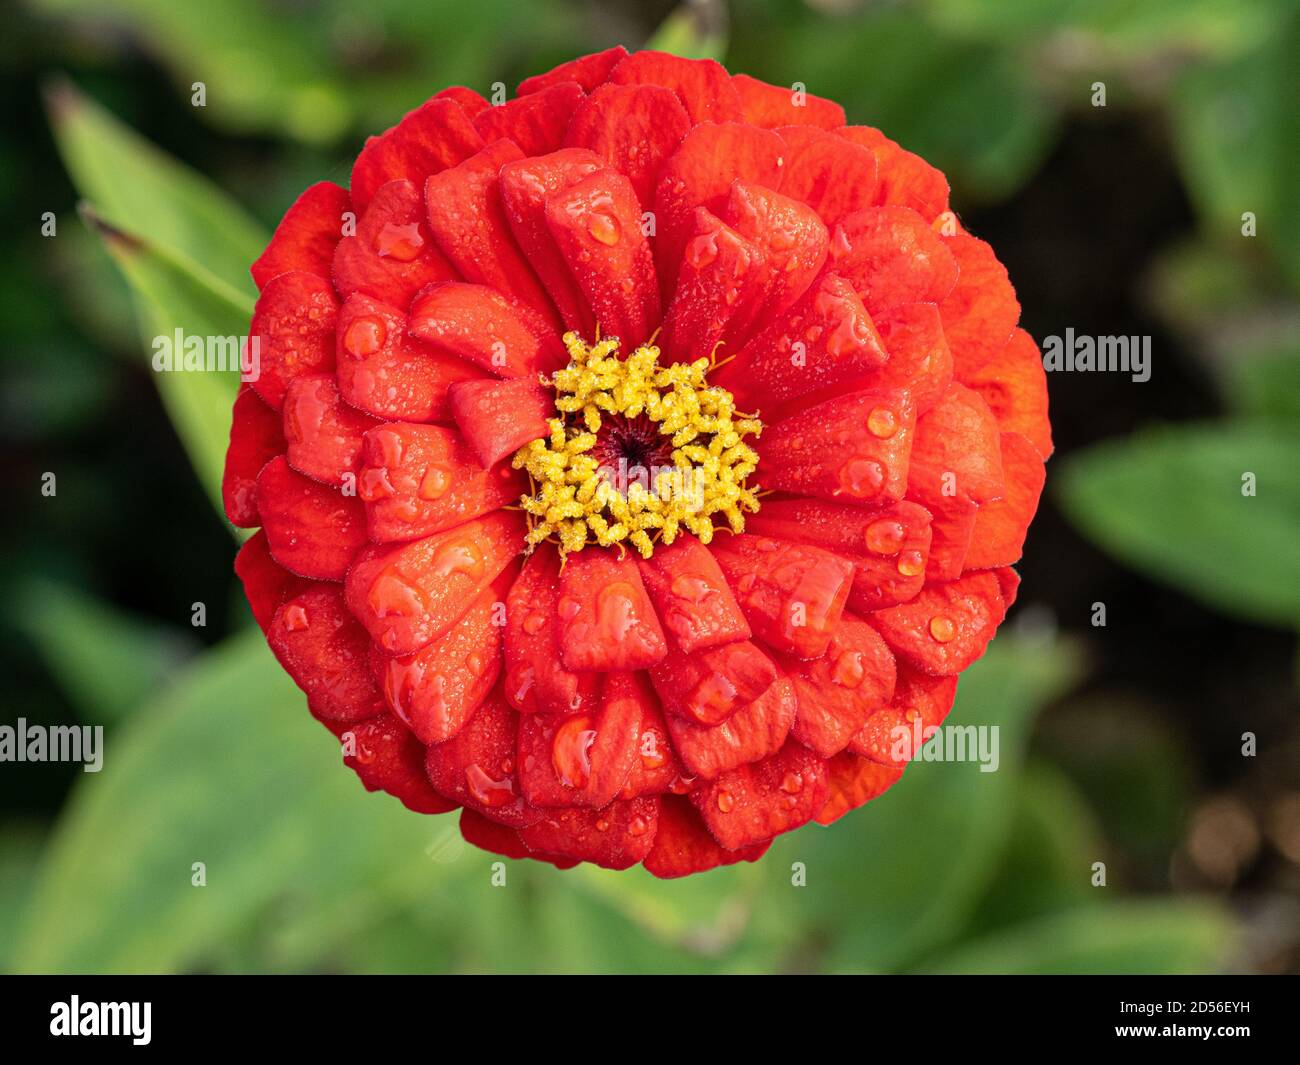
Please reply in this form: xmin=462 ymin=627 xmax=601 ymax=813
xmin=225 ymin=48 xmax=1052 ymax=876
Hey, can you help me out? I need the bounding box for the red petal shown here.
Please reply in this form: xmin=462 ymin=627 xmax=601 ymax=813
xmin=378 ymin=567 xmax=511 ymax=744
xmin=637 ymin=536 xmax=750 ymax=654
xmin=653 ymin=122 xmax=786 ymax=303
xmin=557 ymin=550 xmax=667 ymax=671
xmin=643 ymin=793 xmax=771 ymax=878
xmin=234 ymin=529 xmax=312 ymax=632
xmin=815 ymin=753 xmax=903 ymax=825
xmin=617 ymin=678 xmax=683 ymax=798
xmin=503 ymin=550 xmax=601 ymax=716
xmin=776 ymin=125 xmax=878 ymax=226
xmin=710 ymin=535 xmax=855 ymax=659
xmin=350 ymin=96 xmax=484 ymax=215
xmin=719 ymin=271 xmax=887 ymax=416
xmin=746 ymin=498 xmax=933 ymax=612
xmin=448 ymin=377 xmax=552 ymax=467
xmin=345 ymin=510 xmax=524 ymax=655
xmin=658 ymin=207 xmax=768 ymax=364
xmin=248 ymin=270 xmax=339 ymax=411
xmin=906 ymin=382 xmax=1006 ymax=507
xmin=251 ymin=181 xmax=349 ymax=289
xmin=664 ymin=674 xmax=797 ymax=780
xmin=360 ymin=422 xmax=523 ymax=543
xmin=340 ymin=714 xmax=459 ymax=814
xmin=868 ymin=570 xmax=1007 ymax=675
xmin=837 ymin=126 xmax=949 ymax=222
xmin=731 ymin=73 xmax=845 ymax=130
xmin=785 ymin=612 xmax=896 ymax=757
xmin=425 ymin=688 xmax=541 ymax=827
xmin=435 ymin=86 xmax=490 ymax=117
xmin=473 ymin=81 xmax=584 ymax=156
xmin=256 ymin=455 xmax=367 ymax=581
xmin=519 ymin=795 xmax=659 ymax=870
xmin=516 ymin=671 xmax=642 ymax=808
xmin=565 ymin=83 xmax=691 ymax=211
xmin=827 ymin=206 xmax=958 ymax=317
xmin=544 ymin=167 xmax=660 ymax=348
xmin=424 ymin=140 xmax=557 ymax=323
xmin=720 ymin=181 xmax=829 ymax=320
xmin=458 ymin=808 xmax=578 ymax=869
xmin=223 ymin=385 xmax=285 ymax=527
xmin=964 ymin=432 xmax=1045 ymax=570
xmin=331 ymin=178 xmax=456 ymax=312
xmin=938 ymin=234 xmax=1020 ymax=376
xmin=335 ymin=292 xmax=486 ymax=422
xmin=268 ymin=585 xmax=386 ymax=723
xmin=850 ymin=663 xmax=958 ymax=765
xmin=860 ymin=301 xmax=954 ymax=415
xmin=691 ymin=741 xmax=829 ymax=850
xmin=650 ymin=638 xmax=778 ymax=727
xmin=518 ymin=46 xmax=628 ymax=95
xmin=499 ymin=148 xmax=606 ymax=334
xmin=409 ymin=280 xmax=565 ymax=378
xmin=608 ymin=50 xmax=743 ymax=124
xmin=756 ymin=388 xmax=917 ymax=507
xmin=957 ymin=327 xmax=1053 ymax=459
xmin=282 ymin=373 xmax=379 ymax=487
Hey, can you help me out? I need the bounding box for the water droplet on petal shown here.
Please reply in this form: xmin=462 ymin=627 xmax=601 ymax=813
xmin=929 ymin=615 xmax=956 ymax=643
xmin=552 ymin=715 xmax=597 ymax=790
xmin=865 ymin=519 xmax=905 ymax=555
xmin=897 ymin=550 xmax=924 ymax=577
xmin=867 ymin=407 xmax=898 ymax=438
xmin=587 ymin=211 xmax=621 ymax=246
xmin=376 ymin=221 xmax=425 ymax=261
xmin=465 ymin=763 xmax=514 ymax=807
xmin=716 ymin=790 xmax=735 ymax=813
xmin=838 ymin=457 xmax=885 ymax=498
xmin=282 ymin=603 xmax=309 ymax=632
xmin=418 ymin=464 xmax=450 ymax=501
xmin=343 ymin=316 xmax=386 ymax=358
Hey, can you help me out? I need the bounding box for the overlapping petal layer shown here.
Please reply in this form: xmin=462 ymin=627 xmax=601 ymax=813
xmin=226 ymin=50 xmax=1049 ymax=875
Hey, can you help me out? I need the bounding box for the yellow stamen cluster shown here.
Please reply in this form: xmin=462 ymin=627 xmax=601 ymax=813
xmin=513 ymin=333 xmax=763 ymax=559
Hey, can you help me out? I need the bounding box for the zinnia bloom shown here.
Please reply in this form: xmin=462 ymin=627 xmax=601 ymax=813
xmin=225 ymin=47 xmax=1052 ymax=876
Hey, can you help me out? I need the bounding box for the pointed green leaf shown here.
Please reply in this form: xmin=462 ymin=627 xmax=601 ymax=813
xmin=1057 ymin=423 xmax=1300 ymax=627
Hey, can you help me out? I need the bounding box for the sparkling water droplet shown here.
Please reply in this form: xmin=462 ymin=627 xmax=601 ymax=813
xmin=929 ymin=615 xmax=956 ymax=643
xmin=343 ymin=315 xmax=386 ymax=358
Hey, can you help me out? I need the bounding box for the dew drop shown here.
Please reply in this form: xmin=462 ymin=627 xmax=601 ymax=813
xmin=343 ymin=315 xmax=386 ymax=358
xmin=375 ymin=221 xmax=425 ymax=261
xmin=587 ymin=211 xmax=621 ymax=246
xmin=897 ymin=550 xmax=924 ymax=577
xmin=867 ymin=407 xmax=898 ymax=438
xmin=716 ymin=790 xmax=735 ymax=813
xmin=929 ymin=615 xmax=956 ymax=643
xmin=865 ymin=518 xmax=905 ymax=555
xmin=417 ymin=464 xmax=451 ymax=501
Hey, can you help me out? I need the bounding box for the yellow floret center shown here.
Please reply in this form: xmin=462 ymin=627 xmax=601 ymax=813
xmin=513 ymin=333 xmax=763 ymax=560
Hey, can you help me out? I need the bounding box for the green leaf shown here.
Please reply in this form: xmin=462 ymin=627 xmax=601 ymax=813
xmin=1226 ymin=347 xmax=1300 ymax=423
xmin=962 ymin=760 xmax=1105 ymax=936
xmin=46 ymin=82 xmax=268 ymax=518
xmin=755 ymin=630 xmax=1081 ymax=972
xmin=920 ymin=900 xmax=1235 ymax=974
xmin=9 ymin=630 xmax=443 ymax=974
xmin=8 ymin=577 xmax=196 ymax=724
xmin=45 ymin=78 xmax=265 ymax=304
xmin=1170 ymin=8 xmax=1300 ymax=289
xmin=0 ymin=824 xmax=46 ymax=973
xmin=646 ymin=3 xmax=729 ymax=62
xmin=1057 ymin=423 xmax=1300 ymax=627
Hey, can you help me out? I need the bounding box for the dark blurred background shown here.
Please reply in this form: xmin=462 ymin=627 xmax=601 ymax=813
xmin=1 ymin=0 xmax=1297 ymax=974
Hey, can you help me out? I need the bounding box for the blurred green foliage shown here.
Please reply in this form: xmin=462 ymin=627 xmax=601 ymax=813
xmin=5 ymin=0 xmax=1298 ymax=973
